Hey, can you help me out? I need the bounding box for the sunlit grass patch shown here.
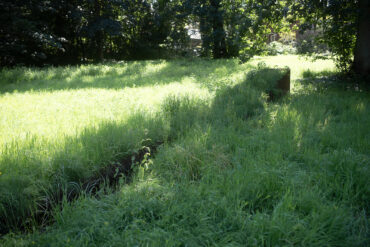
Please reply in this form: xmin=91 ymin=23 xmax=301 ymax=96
xmin=0 ymin=83 xmax=210 ymax=146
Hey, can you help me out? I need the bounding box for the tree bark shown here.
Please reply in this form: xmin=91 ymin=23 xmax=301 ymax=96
xmin=96 ymin=31 xmax=104 ymax=61
xmin=199 ymin=16 xmax=212 ymax=57
xmin=94 ymin=0 xmax=104 ymax=62
xmin=353 ymin=0 xmax=370 ymax=76
xmin=210 ymin=0 xmax=227 ymax=59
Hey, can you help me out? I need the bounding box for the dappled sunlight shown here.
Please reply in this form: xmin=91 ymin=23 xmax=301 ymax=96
xmin=264 ymin=87 xmax=370 ymax=158
xmin=0 ymin=59 xmax=251 ymax=94
xmin=301 ymin=69 xmax=338 ymax=79
xmin=0 ymin=62 xmax=172 ymax=93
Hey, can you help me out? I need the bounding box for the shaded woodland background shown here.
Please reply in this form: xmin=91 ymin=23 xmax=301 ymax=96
xmin=1 ymin=0 xmax=369 ymax=76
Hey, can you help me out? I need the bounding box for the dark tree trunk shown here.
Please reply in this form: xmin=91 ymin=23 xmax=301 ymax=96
xmin=210 ymin=0 xmax=227 ymax=59
xmin=79 ymin=37 xmax=86 ymax=63
xmin=94 ymin=0 xmax=104 ymax=62
xmin=353 ymin=0 xmax=370 ymax=76
xmin=199 ymin=16 xmax=212 ymax=57
xmin=96 ymin=31 xmax=104 ymax=61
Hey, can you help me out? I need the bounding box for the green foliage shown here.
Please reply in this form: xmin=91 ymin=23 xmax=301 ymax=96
xmin=1 ymin=0 xmax=366 ymax=72
xmin=266 ymin=41 xmax=297 ymax=55
xmin=295 ymin=28 xmax=328 ymax=55
xmin=0 ymin=0 xmax=190 ymax=66
xmin=0 ymin=0 xmax=64 ymax=66
xmin=0 ymin=0 xmax=297 ymax=65
xmin=289 ymin=0 xmax=359 ymax=72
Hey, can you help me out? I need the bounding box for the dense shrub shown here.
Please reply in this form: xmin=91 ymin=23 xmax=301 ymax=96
xmin=296 ymin=29 xmax=328 ymax=55
xmin=266 ymin=41 xmax=297 ymax=55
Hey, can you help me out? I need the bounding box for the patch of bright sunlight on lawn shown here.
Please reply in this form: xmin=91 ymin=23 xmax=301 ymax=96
xmin=0 ymin=55 xmax=335 ymax=149
xmin=0 ymin=82 xmax=210 ymax=147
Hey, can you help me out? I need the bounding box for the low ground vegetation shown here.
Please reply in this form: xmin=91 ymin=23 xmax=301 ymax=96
xmin=0 ymin=56 xmax=369 ymax=246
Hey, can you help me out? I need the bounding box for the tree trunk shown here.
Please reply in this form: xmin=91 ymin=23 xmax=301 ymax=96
xmin=96 ymin=31 xmax=104 ymax=62
xmin=210 ymin=0 xmax=227 ymax=59
xmin=94 ymin=0 xmax=104 ymax=62
xmin=79 ymin=37 xmax=86 ymax=63
xmin=353 ymin=0 xmax=370 ymax=76
xmin=199 ymin=16 xmax=212 ymax=57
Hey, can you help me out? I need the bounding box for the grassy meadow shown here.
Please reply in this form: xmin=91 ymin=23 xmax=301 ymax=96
xmin=0 ymin=56 xmax=369 ymax=246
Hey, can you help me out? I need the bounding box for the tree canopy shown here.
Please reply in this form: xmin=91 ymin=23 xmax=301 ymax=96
xmin=1 ymin=0 xmax=369 ymax=76
xmin=289 ymin=0 xmax=369 ymax=75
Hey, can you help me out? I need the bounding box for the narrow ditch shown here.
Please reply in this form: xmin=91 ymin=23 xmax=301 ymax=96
xmin=4 ymin=140 xmax=164 ymax=236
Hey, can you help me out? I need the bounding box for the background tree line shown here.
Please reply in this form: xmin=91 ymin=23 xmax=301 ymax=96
xmin=0 ymin=0 xmax=369 ymax=76
xmin=0 ymin=0 xmax=185 ymax=65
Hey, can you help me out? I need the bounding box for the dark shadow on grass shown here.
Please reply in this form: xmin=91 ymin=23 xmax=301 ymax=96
xmin=299 ymin=69 xmax=370 ymax=92
xmin=157 ymin=67 xmax=370 ymax=217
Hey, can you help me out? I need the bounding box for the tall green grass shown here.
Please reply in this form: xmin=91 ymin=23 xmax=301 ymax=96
xmin=0 ymin=59 xmax=234 ymax=233
xmin=1 ymin=56 xmax=369 ymax=246
xmin=0 ymin=58 xmax=250 ymax=233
